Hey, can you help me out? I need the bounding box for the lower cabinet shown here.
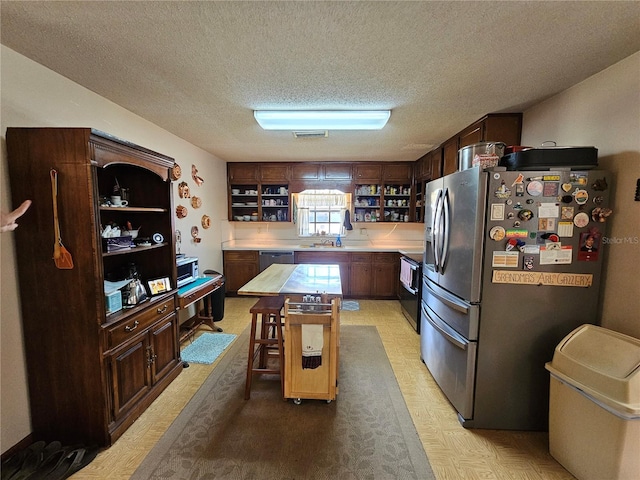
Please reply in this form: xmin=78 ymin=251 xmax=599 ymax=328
xmin=295 ymin=251 xmax=350 ymax=296
xmin=223 ymin=250 xmax=260 ymax=294
xmin=372 ymin=253 xmax=399 ymax=298
xmin=224 ymin=250 xmax=399 ymax=299
xmin=350 ymin=252 xmax=398 ymax=298
xmin=350 ymin=253 xmax=373 ymax=297
xmin=104 ymin=296 xmax=181 ymax=443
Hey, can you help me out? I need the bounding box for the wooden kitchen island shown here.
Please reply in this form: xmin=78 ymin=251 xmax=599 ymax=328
xmin=238 ymin=264 xmax=341 ymax=403
xmin=237 ymin=263 xmax=342 ymax=302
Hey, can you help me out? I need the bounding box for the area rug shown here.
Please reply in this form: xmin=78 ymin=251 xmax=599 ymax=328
xmin=341 ymin=300 xmax=360 ymax=311
xmin=131 ymin=325 xmax=434 ymax=480
xmin=180 ymin=332 xmax=237 ymax=365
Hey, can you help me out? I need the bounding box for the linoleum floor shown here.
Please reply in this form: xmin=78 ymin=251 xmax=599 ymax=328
xmin=70 ymin=298 xmax=574 ymax=479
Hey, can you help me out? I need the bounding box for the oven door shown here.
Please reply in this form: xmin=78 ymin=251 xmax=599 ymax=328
xmin=420 ymin=299 xmax=477 ymax=420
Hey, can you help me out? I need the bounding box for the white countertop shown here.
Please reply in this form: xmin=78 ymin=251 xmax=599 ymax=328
xmin=222 ymin=240 xmax=424 ymax=256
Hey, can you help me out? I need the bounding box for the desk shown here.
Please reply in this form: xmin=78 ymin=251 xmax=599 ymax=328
xmin=177 ymin=274 xmax=224 ymax=343
xmin=237 ymin=264 xmax=342 ymax=300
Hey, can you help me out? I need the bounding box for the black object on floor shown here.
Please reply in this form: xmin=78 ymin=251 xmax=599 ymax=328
xmin=1 ymin=441 xmax=100 ymax=480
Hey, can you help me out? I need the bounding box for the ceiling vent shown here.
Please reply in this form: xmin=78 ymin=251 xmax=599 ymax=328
xmin=292 ymin=130 xmax=328 ymax=139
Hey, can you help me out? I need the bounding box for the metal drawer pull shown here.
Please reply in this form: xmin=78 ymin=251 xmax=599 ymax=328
xmin=124 ymin=320 xmax=139 ymax=332
xmin=157 ymin=304 xmax=168 ymax=314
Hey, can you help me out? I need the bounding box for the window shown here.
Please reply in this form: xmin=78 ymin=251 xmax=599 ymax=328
xmin=294 ymin=190 xmax=350 ymax=237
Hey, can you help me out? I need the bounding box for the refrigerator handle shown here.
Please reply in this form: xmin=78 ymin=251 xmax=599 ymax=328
xmin=424 ymin=280 xmax=470 ymax=315
xmin=421 ymin=303 xmax=467 ymax=350
xmin=433 ymin=189 xmax=444 ymax=272
xmin=440 ymin=188 xmax=451 ymax=271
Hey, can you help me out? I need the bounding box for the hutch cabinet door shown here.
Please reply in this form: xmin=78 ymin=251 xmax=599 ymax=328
xmin=107 ymin=335 xmax=152 ymax=423
xmin=150 ymin=314 xmax=180 ymax=384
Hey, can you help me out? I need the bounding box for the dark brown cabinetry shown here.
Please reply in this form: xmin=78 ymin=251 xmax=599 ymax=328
xmin=295 ymin=251 xmax=350 ymax=296
xmin=6 ymin=128 xmax=181 ymax=447
xmin=228 ymin=163 xmax=258 ymax=182
xmin=349 ymin=252 xmax=373 ymax=297
xmin=353 ymin=163 xmax=382 ymax=183
xmin=349 ymin=252 xmax=398 ymax=298
xmin=372 ymin=253 xmax=399 ymax=297
xmin=228 ymin=163 xmax=290 ymax=222
xmin=383 ymin=162 xmax=413 ymax=182
xmin=260 ymin=164 xmax=290 ymax=183
xmin=223 ymin=250 xmax=260 ymax=293
xmin=442 ymin=113 xmax=522 ymax=176
xmin=442 ymin=138 xmax=459 ymax=176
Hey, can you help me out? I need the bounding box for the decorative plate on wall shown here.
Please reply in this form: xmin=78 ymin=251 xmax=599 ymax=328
xmin=191 ymin=164 xmax=204 ymax=186
xmin=191 ymin=225 xmax=201 ymax=243
xmin=171 ymin=163 xmax=182 ymax=181
xmin=201 ymin=215 xmax=211 ymax=229
xmin=178 ymin=181 xmax=190 ymax=198
xmin=176 ymin=205 xmax=188 ymax=219
xmin=191 ymin=196 xmax=202 ymax=209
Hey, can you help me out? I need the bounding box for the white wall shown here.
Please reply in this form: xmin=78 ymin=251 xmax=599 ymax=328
xmin=522 ymin=51 xmax=640 ymax=338
xmin=0 ymin=46 xmax=228 ymax=452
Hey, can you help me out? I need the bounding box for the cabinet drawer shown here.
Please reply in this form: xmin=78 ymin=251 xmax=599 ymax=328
xmin=351 ymin=252 xmax=373 ymax=263
xmin=374 ymin=252 xmax=398 ymax=264
xmin=295 ymin=251 xmax=349 ymax=263
xmin=224 ymin=250 xmax=258 ymax=262
xmin=177 ymin=278 xmax=222 ymax=310
xmin=106 ymin=297 xmax=176 ymax=349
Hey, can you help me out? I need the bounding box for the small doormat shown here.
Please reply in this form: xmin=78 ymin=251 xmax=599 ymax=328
xmin=341 ymin=300 xmax=360 ymax=311
xmin=180 ymin=333 xmax=237 ymax=365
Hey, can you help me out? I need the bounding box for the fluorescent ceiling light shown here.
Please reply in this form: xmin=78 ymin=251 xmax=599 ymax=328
xmin=254 ymin=110 xmax=391 ymax=130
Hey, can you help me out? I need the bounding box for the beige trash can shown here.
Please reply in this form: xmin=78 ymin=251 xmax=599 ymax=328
xmin=545 ymin=324 xmax=640 ymax=480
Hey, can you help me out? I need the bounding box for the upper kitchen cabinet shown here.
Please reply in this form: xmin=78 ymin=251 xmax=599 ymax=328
xmin=291 ymin=163 xmax=321 ymax=181
xmin=458 ymin=113 xmax=523 ymax=149
xmin=228 ymin=162 xmax=290 ymax=222
xmin=289 ymin=162 xmax=353 ymax=192
xmin=260 ymin=163 xmax=290 ymax=183
xmin=228 ymin=162 xmax=258 ymax=183
xmin=323 ymin=163 xmax=353 ymax=180
xmin=442 ymin=138 xmax=459 ymax=176
xmin=383 ymin=162 xmax=413 ymax=182
xmin=442 ymin=113 xmax=522 ymax=176
xmin=353 ymin=163 xmax=382 ymax=183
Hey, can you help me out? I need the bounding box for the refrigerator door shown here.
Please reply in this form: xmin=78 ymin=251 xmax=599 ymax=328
xmin=420 ymin=298 xmax=477 ymax=419
xmin=423 ymin=178 xmax=443 ymax=285
xmin=438 ymin=168 xmax=487 ymax=302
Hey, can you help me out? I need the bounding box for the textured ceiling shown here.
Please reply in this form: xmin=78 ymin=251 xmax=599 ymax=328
xmin=2 ymin=1 xmax=639 ymax=163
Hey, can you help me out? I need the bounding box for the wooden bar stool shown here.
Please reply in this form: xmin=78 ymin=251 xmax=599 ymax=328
xmin=245 ymin=295 xmax=285 ymax=399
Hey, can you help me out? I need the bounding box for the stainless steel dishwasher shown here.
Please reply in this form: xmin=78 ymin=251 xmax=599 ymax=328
xmin=259 ymin=251 xmax=295 ymax=272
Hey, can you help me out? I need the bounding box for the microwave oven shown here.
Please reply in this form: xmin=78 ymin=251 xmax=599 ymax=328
xmin=176 ymin=256 xmax=199 ymax=288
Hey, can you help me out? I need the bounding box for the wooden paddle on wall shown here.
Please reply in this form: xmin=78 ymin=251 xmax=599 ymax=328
xmin=50 ymin=169 xmax=74 ymax=269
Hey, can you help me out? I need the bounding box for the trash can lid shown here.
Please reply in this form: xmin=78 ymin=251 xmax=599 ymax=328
xmin=546 ymin=324 xmax=640 ymax=415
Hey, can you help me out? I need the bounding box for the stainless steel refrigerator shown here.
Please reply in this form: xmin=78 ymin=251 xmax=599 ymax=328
xmin=421 ymin=166 xmax=611 ymax=430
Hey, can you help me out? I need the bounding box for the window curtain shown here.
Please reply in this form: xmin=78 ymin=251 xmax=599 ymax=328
xmin=296 ymin=190 xmax=347 ymax=208
xmin=295 ymin=190 xmax=348 ymax=236
xmin=297 ymin=208 xmax=310 ymax=236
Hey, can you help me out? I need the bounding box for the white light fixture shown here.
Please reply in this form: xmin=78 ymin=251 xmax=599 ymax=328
xmin=254 ymin=110 xmax=391 ymax=130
